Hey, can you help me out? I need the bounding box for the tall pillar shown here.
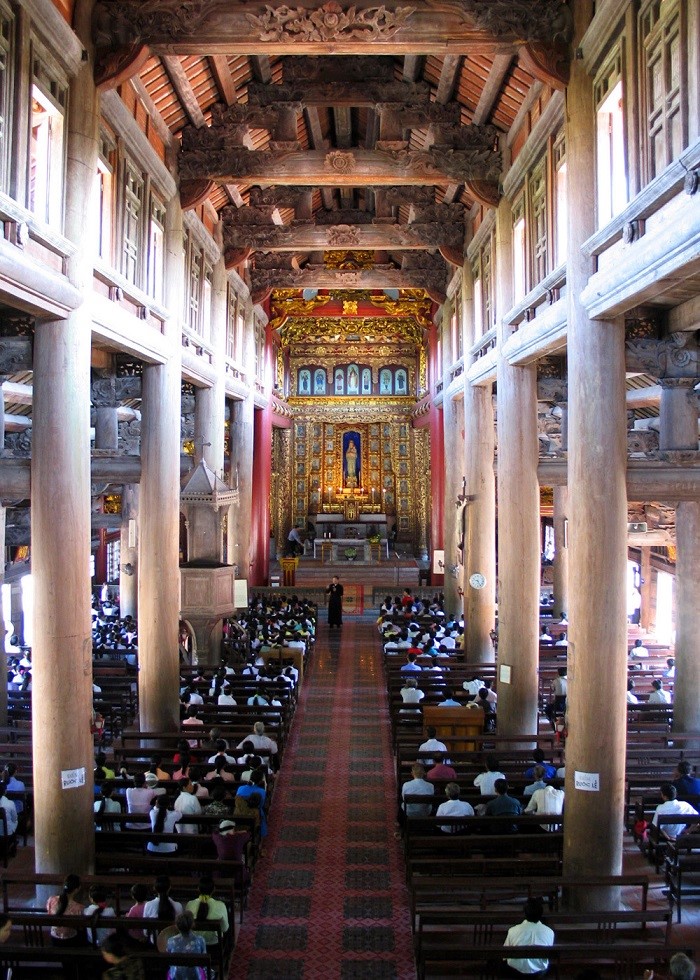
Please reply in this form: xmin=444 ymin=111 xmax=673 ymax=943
xmin=639 ymin=547 xmax=653 ymax=632
xmin=464 ymin=384 xmax=496 ymax=662
xmin=659 ymin=375 xmax=700 ymax=734
xmin=563 ymin=0 xmax=629 ymax=905
xmin=443 ymin=396 xmax=463 ymax=615
xmin=230 ymin=394 xmax=254 ymax=579
xmin=0 ymin=504 xmax=6 ymax=727
xmin=31 ymin=0 xmax=97 ymax=876
xmin=552 ymin=485 xmax=569 ymax=615
xmin=428 ymin=320 xmax=444 ymax=571
xmin=119 ymin=484 xmax=139 ymax=618
xmin=194 ymin=226 xmax=226 ymax=476
xmin=462 ymin=261 xmax=496 ymax=662
xmin=250 ymin=405 xmax=272 ymax=586
xmin=495 ymin=196 xmax=540 ymax=735
xmin=137 ymin=186 xmax=182 ymax=733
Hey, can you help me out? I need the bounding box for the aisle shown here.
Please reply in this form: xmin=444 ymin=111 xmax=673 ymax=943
xmin=230 ymin=617 xmax=417 ymax=979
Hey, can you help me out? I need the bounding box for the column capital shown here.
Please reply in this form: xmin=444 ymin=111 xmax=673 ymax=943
xmin=658 ymin=375 xmax=700 ymax=390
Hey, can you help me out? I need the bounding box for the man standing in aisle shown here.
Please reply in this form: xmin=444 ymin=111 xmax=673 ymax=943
xmin=326 ymin=576 xmax=344 ymax=629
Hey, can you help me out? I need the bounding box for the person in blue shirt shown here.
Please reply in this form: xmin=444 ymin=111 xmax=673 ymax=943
xmin=523 ymin=748 xmax=557 ymax=781
xmin=673 ymin=761 xmax=700 ymax=801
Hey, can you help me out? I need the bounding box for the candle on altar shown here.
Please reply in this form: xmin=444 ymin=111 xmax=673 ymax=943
xmin=326 ymin=486 xmax=332 ymax=505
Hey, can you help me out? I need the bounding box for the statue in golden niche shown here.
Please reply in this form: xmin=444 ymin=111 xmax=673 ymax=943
xmin=343 ymin=432 xmax=360 ymax=489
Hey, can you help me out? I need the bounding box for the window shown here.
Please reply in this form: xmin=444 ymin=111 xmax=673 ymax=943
xmin=640 ymin=0 xmax=686 ymax=182
xmin=0 ymin=5 xmax=14 ymax=194
xmin=512 ymin=193 xmax=526 ymax=301
xmin=201 ymin=265 xmax=212 ymax=341
xmin=471 ymin=233 xmax=495 ymax=340
xmin=122 ymin=163 xmax=144 ymax=285
xmin=553 ymin=135 xmax=567 ymax=267
xmin=147 ymin=198 xmax=165 ymax=303
xmin=94 ymin=134 xmax=115 ymax=262
xmin=595 ymin=53 xmax=627 ymax=226
xmin=29 ymin=57 xmax=67 ymax=227
xmin=529 ymin=160 xmax=548 ymax=283
xmin=226 ymin=286 xmax=238 ymax=360
xmin=186 ymin=237 xmax=202 ymax=331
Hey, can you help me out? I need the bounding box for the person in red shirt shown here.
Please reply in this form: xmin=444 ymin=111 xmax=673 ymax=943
xmin=426 ymin=754 xmax=457 ymax=783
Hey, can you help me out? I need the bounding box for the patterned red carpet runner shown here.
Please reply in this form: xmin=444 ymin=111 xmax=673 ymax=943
xmin=230 ymin=617 xmax=417 ymax=979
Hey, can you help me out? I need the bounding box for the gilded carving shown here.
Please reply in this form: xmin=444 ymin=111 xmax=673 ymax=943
xmin=324 ymin=251 xmax=374 ymax=269
xmin=245 ymin=3 xmax=416 ymax=43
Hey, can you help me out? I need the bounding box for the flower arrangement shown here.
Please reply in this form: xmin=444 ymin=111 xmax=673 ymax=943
xmin=344 ymin=547 xmax=358 ymax=560
xmin=367 ymin=534 xmax=381 ymax=544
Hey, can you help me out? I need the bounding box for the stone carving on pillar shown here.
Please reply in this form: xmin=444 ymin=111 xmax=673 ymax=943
xmin=628 ymin=428 xmax=660 ymax=455
xmin=91 ymin=373 xmax=118 ymax=408
xmin=93 ymin=0 xmax=209 ymax=47
xmin=459 ymin=0 xmax=572 ymax=42
xmin=5 ymin=507 xmax=30 ymax=546
xmin=0 ymin=338 xmax=33 ymax=375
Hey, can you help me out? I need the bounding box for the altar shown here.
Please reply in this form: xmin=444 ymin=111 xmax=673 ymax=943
xmin=313 ymin=537 xmax=390 ymax=561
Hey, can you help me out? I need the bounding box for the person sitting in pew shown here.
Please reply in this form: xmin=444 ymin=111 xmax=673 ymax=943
xmin=648 ymin=678 xmax=672 ymax=704
xmin=101 ymin=933 xmax=146 ymax=979
xmin=94 ymin=780 xmax=122 ymax=830
xmin=673 ymin=761 xmax=700 ymax=801
xmin=186 ymin=874 xmax=229 ymax=950
xmin=524 ymin=781 xmax=565 ymax=831
xmin=144 ymin=875 xmax=183 ymax=921
xmin=503 ymin=897 xmax=554 ymax=976
xmin=436 ymin=688 xmax=461 ymax=707
xmin=401 ymin=763 xmax=434 ymax=818
xmin=435 ymin=782 xmax=474 ymax=833
xmin=83 ymin=883 xmax=117 ymax=947
xmin=474 ymin=756 xmax=506 ymax=796
xmin=485 ymin=778 xmax=523 ymax=818
xmin=663 ymin=657 xmax=676 ymax=679
xmin=147 ymin=797 xmax=180 ymax=853
xmin=524 ymin=765 xmax=548 ymax=798
xmin=426 ymin=754 xmax=457 ymax=783
xmin=2 ymin=763 xmax=24 ymax=814
xmin=523 ymin=749 xmax=557 ymax=782
xmin=651 ymin=783 xmax=699 ymax=840
xmin=417 ymin=727 xmax=449 ymax=766
xmin=627 ymin=679 xmax=639 ymax=704
xmin=174 ymin=778 xmax=202 ymax=833
xmin=400 ymin=677 xmax=424 ymax=707
xmin=462 ymin=675 xmax=484 ymax=697
xmin=645 ymin=951 xmax=697 ymax=980
xmin=630 ymin=637 xmax=650 ymax=659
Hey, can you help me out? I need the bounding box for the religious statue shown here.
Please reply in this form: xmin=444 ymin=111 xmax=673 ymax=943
xmin=344 ymin=435 xmax=360 ymax=488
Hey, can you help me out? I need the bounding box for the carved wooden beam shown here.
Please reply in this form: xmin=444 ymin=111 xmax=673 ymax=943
xmin=163 ymin=55 xmax=207 ymax=128
xmin=180 ymin=141 xmax=501 ymax=186
xmin=248 ymin=77 xmax=432 ymax=107
xmin=223 ymin=220 xmax=464 ymax=252
xmin=250 ymin=264 xmax=447 ymax=304
xmin=209 ymin=54 xmax=238 ymax=105
xmin=94 ymin=42 xmax=150 ymax=92
xmin=92 ymin=1 xmax=572 ymax=57
xmin=181 ymin=179 xmax=217 ymax=210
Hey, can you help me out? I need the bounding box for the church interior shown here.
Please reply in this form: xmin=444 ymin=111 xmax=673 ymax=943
xmin=0 ymin=0 xmax=697 ymax=974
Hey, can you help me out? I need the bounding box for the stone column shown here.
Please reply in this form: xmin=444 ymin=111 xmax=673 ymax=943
xmin=462 ymin=263 xmax=496 ymax=662
xmin=195 ymin=225 xmax=226 ymax=476
xmin=94 ymin=405 xmax=118 ymax=450
xmin=250 ymin=404 xmax=272 ymax=586
xmin=137 ymin=186 xmax=182 ymax=733
xmin=639 ymin=547 xmax=653 ymax=632
xmin=659 ymin=376 xmax=700 ymax=734
xmin=464 ymin=383 xmax=496 ymax=662
xmin=230 ymin=394 xmax=254 ymax=579
xmin=442 ymin=396 xmax=463 ymax=615
xmin=495 ymin=196 xmax=540 ymax=735
xmin=119 ymin=484 xmax=139 ymax=618
xmin=31 ymin=0 xmax=97 ymax=877
xmin=0 ymin=503 xmax=6 ymax=727
xmin=563 ymin=0 xmax=629 ymax=906
xmin=552 ymin=485 xmax=569 ymax=616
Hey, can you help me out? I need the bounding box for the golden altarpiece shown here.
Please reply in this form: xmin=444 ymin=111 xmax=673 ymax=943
xmin=269 ymin=283 xmax=433 ymax=558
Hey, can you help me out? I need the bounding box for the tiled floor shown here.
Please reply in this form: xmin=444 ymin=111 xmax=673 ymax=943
xmin=229 ymin=616 xmax=417 ymax=979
